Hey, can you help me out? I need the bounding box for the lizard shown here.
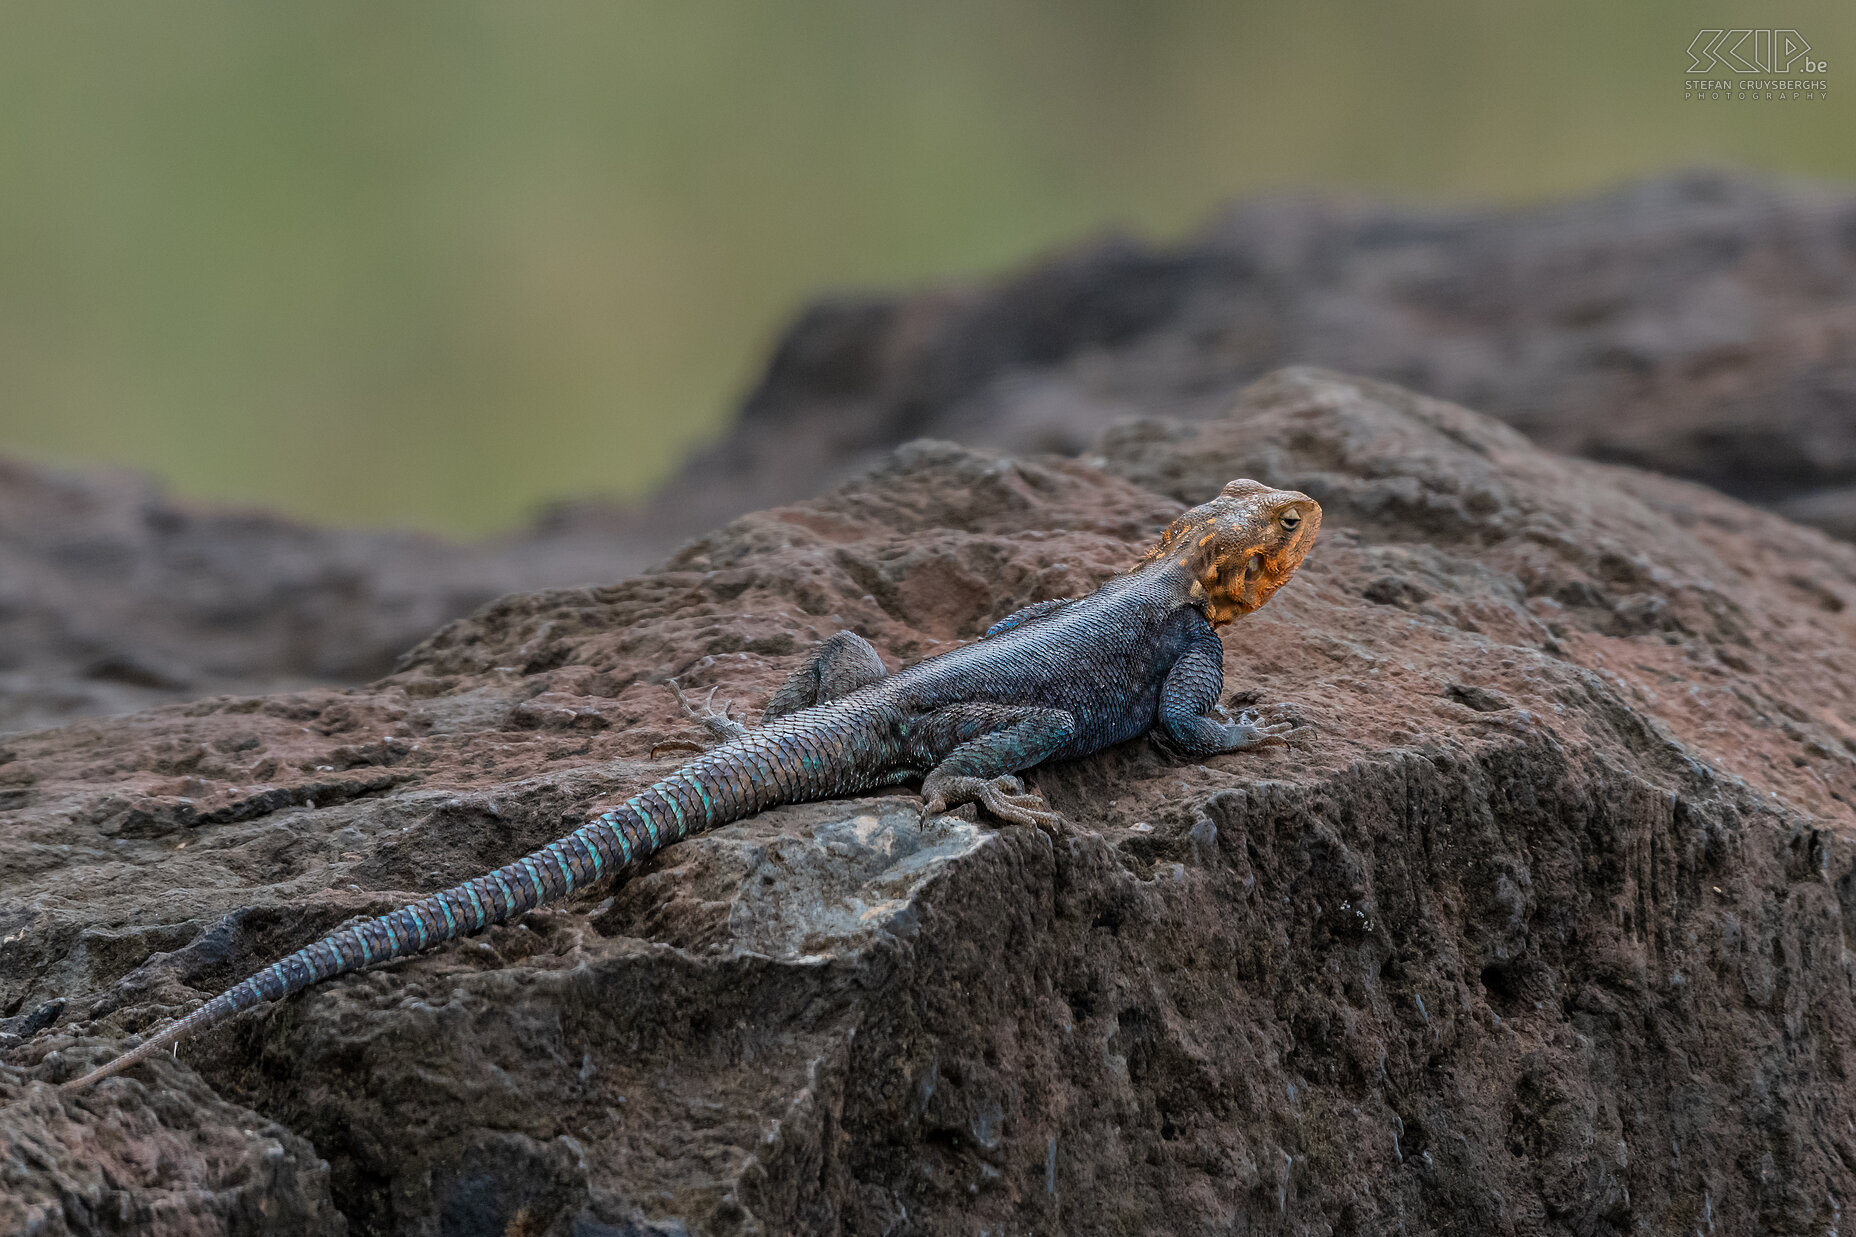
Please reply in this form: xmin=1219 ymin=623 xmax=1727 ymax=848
xmin=63 ymin=478 xmax=1320 ymax=1091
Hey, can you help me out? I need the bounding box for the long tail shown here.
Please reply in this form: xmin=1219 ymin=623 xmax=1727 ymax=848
xmin=62 ymin=708 xmax=879 ymax=1091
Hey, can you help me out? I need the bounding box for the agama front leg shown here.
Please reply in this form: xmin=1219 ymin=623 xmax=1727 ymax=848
xmin=914 ymin=703 xmax=1074 ymax=834
xmin=1158 ymin=632 xmax=1297 ymax=756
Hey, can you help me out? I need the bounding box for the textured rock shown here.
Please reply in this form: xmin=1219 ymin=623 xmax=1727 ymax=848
xmin=0 ymin=457 xmax=661 ymax=734
xmin=14 ymin=171 xmax=1856 ymax=738
xmin=1 ymin=1061 xmax=342 ymax=1235
xmin=647 ymin=171 xmax=1856 ymax=548
xmin=5 ymin=369 xmax=1856 ymax=1234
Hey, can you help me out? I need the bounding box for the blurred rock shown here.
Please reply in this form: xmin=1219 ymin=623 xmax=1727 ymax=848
xmin=11 ymin=170 xmax=1856 ymax=739
xmin=646 ymin=170 xmax=1856 ymax=544
xmin=6 ymin=370 xmax=1856 ymax=1233
xmin=0 ymin=457 xmax=660 ymax=734
xmin=1774 ymin=484 xmax=1856 ymax=542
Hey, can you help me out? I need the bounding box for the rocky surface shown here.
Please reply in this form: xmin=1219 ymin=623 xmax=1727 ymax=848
xmin=5 ymin=367 xmax=1856 ymax=1234
xmin=649 ymin=171 xmax=1856 ymax=549
xmin=0 ymin=457 xmax=662 ymax=735
xmin=13 ymin=171 xmax=1856 ymax=739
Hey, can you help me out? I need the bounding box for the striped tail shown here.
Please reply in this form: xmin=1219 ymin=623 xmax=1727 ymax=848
xmin=60 ymin=717 xmax=864 ymax=1091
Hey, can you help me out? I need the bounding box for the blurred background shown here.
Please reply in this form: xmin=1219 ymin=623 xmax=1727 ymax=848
xmin=5 ymin=0 xmax=1856 ymax=732
xmin=2 ymin=0 xmax=1852 ymax=535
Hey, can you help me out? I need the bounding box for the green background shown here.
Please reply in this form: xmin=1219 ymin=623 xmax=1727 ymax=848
xmin=2 ymin=1 xmax=1850 ymax=534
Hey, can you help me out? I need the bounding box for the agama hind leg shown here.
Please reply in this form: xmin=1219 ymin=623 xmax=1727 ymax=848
xmin=1158 ymin=632 xmax=1299 ymax=756
xmin=914 ymin=703 xmax=1075 ymax=834
xmin=670 ymin=680 xmax=749 ymax=743
xmin=666 ymin=631 xmax=888 ymax=752
xmin=763 ymin=630 xmax=888 ymax=720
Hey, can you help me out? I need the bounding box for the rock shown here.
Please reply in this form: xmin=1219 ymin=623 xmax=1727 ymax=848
xmin=0 ymin=457 xmax=664 ymax=734
xmin=644 ymin=171 xmax=1856 ymax=548
xmin=1775 ymin=485 xmax=1856 ymax=543
xmin=4 ymin=368 xmax=1856 ymax=1233
xmin=15 ymin=172 xmax=1856 ymax=738
xmin=0 ymin=1061 xmax=343 ymax=1235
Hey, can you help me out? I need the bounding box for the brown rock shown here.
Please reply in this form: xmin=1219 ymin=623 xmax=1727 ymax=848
xmin=5 ymin=370 xmax=1856 ymax=1234
xmin=0 ymin=1061 xmax=342 ymax=1235
xmin=648 ymin=171 xmax=1856 ymax=548
xmin=15 ymin=172 xmax=1856 ymax=739
xmin=0 ymin=457 xmax=665 ymax=734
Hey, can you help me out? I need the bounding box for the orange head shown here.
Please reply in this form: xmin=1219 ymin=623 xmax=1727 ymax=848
xmin=1136 ymin=479 xmax=1322 ymax=624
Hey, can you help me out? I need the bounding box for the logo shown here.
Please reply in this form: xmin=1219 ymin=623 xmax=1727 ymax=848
xmin=1685 ymin=30 xmax=1828 ymax=100
xmin=1686 ymin=29 xmax=1823 ymax=74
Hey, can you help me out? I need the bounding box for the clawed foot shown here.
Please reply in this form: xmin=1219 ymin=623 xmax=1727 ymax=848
xmin=921 ymin=773 xmax=1063 ymax=835
xmin=1217 ymin=708 xmax=1305 ymax=752
xmin=670 ymin=678 xmax=749 ymax=743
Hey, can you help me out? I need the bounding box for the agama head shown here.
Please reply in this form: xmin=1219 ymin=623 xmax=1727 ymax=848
xmin=1138 ymin=479 xmax=1322 ymax=625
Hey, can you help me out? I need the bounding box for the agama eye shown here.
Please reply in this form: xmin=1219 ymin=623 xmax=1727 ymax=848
xmin=1279 ymin=509 xmax=1302 ymax=530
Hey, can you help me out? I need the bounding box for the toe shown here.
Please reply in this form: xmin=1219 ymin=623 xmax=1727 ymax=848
xmin=649 ymin=739 xmax=705 ymax=759
xmin=1021 ymin=807 xmax=1064 ymax=836
xmin=979 ymin=786 xmax=1061 ymax=832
